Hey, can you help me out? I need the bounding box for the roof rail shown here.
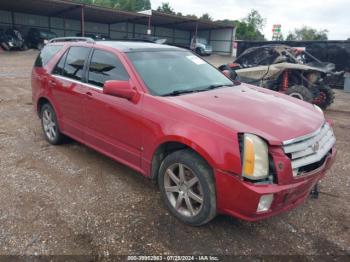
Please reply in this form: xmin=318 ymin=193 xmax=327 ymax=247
xmin=48 ymin=37 xmax=95 ymax=44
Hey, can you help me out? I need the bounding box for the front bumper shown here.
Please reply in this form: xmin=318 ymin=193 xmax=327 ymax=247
xmin=203 ymin=49 xmax=212 ymax=55
xmin=215 ymin=148 xmax=336 ymax=221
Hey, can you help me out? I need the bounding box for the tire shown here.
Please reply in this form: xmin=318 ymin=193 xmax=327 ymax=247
xmin=285 ymin=85 xmax=313 ymax=103
xmin=21 ymin=43 xmax=28 ymax=51
xmin=314 ymin=84 xmax=335 ymax=110
xmin=158 ymin=149 xmax=216 ymax=226
xmin=40 ymin=103 xmax=64 ymax=145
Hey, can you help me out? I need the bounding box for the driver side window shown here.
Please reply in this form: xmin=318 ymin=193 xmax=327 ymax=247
xmin=88 ymin=49 xmax=129 ymax=88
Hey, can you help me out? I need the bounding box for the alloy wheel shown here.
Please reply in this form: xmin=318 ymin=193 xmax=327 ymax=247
xmin=164 ymin=163 xmax=204 ymax=217
xmin=42 ymin=109 xmax=57 ymax=141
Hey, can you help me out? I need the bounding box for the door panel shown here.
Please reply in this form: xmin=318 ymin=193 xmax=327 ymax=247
xmin=50 ymin=46 xmax=91 ymax=138
xmin=83 ymin=49 xmax=143 ymax=169
xmin=83 ymin=87 xmax=143 ymax=169
xmin=51 ymin=76 xmax=87 ymax=137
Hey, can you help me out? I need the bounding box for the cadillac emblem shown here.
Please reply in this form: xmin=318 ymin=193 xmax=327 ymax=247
xmin=311 ymin=142 xmax=320 ymax=152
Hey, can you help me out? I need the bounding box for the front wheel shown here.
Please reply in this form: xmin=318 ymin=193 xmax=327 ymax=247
xmin=195 ymin=47 xmax=204 ymax=56
xmin=158 ymin=149 xmax=216 ymax=226
xmin=285 ymin=85 xmax=313 ymax=102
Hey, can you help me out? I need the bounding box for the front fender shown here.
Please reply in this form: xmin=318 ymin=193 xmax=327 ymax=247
xmin=140 ymin=95 xmax=243 ymax=178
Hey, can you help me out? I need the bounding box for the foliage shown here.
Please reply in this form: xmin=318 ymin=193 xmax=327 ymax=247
xmin=186 ymin=14 xmax=198 ymax=19
xmin=286 ymin=26 xmax=328 ymax=41
xmin=243 ymin=9 xmax=266 ymax=31
xmin=200 ymin=13 xmax=212 ymax=21
xmin=156 ymin=2 xmax=175 ymax=14
xmin=216 ymin=10 xmax=266 ymax=41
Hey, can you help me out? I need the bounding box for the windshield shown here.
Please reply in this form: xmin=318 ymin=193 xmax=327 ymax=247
xmin=197 ymin=38 xmax=208 ymax=45
xmin=127 ymin=51 xmax=233 ymax=96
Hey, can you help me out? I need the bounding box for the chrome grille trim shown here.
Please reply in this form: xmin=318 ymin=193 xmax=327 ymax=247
xmin=282 ymin=123 xmax=336 ymax=173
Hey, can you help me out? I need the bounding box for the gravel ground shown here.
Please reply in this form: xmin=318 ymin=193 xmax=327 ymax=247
xmin=0 ymin=50 xmax=349 ymax=258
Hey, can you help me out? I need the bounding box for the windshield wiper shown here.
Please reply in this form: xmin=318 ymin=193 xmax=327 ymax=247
xmin=162 ymin=84 xmax=235 ymax=97
xmin=162 ymin=89 xmax=198 ymax=97
xmin=201 ymin=84 xmax=234 ymax=91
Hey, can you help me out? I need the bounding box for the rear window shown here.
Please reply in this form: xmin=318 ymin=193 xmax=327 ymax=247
xmin=34 ymin=45 xmax=63 ymax=67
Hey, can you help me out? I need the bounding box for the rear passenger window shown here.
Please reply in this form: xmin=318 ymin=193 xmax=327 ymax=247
xmin=63 ymin=47 xmax=90 ymax=81
xmin=88 ymin=50 xmax=129 ymax=87
xmin=34 ymin=45 xmax=63 ymax=67
xmin=52 ymin=50 xmax=68 ymax=75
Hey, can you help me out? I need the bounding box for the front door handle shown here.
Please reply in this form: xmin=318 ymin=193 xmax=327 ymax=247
xmin=48 ymin=79 xmax=57 ymax=87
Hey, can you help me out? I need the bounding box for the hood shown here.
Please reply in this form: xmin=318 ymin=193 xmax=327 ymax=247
xmin=166 ymin=85 xmax=325 ymax=145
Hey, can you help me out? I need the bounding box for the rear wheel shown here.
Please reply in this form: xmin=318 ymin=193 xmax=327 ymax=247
xmin=314 ymin=84 xmax=335 ymax=110
xmin=41 ymin=103 xmax=64 ymax=145
xmin=158 ymin=149 xmax=216 ymax=226
xmin=285 ymin=85 xmax=313 ymax=102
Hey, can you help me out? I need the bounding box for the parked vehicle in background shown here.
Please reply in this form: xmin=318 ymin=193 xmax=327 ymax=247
xmin=190 ymin=36 xmax=212 ymax=56
xmin=32 ymin=38 xmax=336 ymax=226
xmin=235 ymin=40 xmax=350 ymax=88
xmin=76 ymin=33 xmax=111 ymax=41
xmin=219 ymin=45 xmax=339 ymax=109
xmin=0 ymin=29 xmax=9 ymax=50
xmin=0 ymin=28 xmax=27 ymax=51
xmin=26 ymin=28 xmax=57 ymax=50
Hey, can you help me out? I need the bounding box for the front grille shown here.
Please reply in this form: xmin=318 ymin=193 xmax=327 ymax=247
xmin=282 ymin=123 xmax=336 ymax=176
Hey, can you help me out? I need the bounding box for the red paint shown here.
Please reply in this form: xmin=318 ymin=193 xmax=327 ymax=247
xmin=32 ymin=42 xmax=336 ymax=221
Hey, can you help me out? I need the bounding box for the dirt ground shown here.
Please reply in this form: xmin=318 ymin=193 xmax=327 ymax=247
xmin=0 ymin=50 xmax=349 ymax=258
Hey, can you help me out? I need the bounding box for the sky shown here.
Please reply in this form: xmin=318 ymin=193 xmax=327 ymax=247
xmin=151 ymin=0 xmax=350 ymax=40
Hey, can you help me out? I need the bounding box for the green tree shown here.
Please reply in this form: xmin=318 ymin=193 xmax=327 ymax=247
xmin=200 ymin=13 xmax=212 ymax=21
xmin=217 ymin=10 xmax=265 ymax=40
xmin=286 ymin=26 xmax=328 ymax=41
xmin=243 ymin=9 xmax=266 ymax=32
xmin=186 ymin=14 xmax=198 ymax=19
xmin=235 ymin=21 xmax=265 ymax=40
xmin=156 ymin=2 xmax=175 ymax=14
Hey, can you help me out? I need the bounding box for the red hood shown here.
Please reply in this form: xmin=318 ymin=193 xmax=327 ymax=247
xmin=166 ymin=84 xmax=325 ymax=145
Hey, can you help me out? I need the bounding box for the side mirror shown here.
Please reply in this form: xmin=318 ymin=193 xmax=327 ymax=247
xmin=103 ymin=80 xmax=139 ymax=102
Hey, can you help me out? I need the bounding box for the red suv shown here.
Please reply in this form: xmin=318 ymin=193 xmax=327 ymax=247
xmin=32 ymin=38 xmax=336 ymax=225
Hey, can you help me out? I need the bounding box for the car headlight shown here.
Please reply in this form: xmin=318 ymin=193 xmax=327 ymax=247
xmin=242 ymin=134 xmax=269 ymax=180
xmin=314 ymin=104 xmax=323 ymax=115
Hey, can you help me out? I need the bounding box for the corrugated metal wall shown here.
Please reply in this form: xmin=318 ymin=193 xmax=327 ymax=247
xmin=198 ymin=28 xmax=234 ymax=55
xmin=0 ymin=10 xmax=233 ymax=55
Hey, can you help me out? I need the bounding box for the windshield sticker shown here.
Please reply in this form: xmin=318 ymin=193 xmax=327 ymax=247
xmin=186 ymin=55 xmax=206 ymax=65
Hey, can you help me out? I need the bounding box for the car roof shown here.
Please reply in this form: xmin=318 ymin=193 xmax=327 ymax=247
xmin=96 ymin=41 xmax=183 ymax=53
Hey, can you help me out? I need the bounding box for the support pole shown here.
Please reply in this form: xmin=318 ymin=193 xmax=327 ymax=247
xmin=195 ymin=22 xmax=198 ymax=39
xmin=63 ymin=17 xmax=66 ymax=36
xmin=80 ymin=5 xmax=85 ymax=37
xmin=147 ymin=16 xmax=151 ymax=35
xmin=11 ymin=11 xmax=15 ymax=28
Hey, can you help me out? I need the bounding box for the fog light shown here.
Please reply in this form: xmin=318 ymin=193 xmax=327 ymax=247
xmin=257 ymin=194 xmax=274 ymax=212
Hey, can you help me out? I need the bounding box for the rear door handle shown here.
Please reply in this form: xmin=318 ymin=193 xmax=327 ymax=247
xmin=86 ymin=91 xmax=93 ymax=99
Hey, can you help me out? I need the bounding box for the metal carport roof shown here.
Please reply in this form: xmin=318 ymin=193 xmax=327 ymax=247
xmin=0 ymin=0 xmax=234 ymax=31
